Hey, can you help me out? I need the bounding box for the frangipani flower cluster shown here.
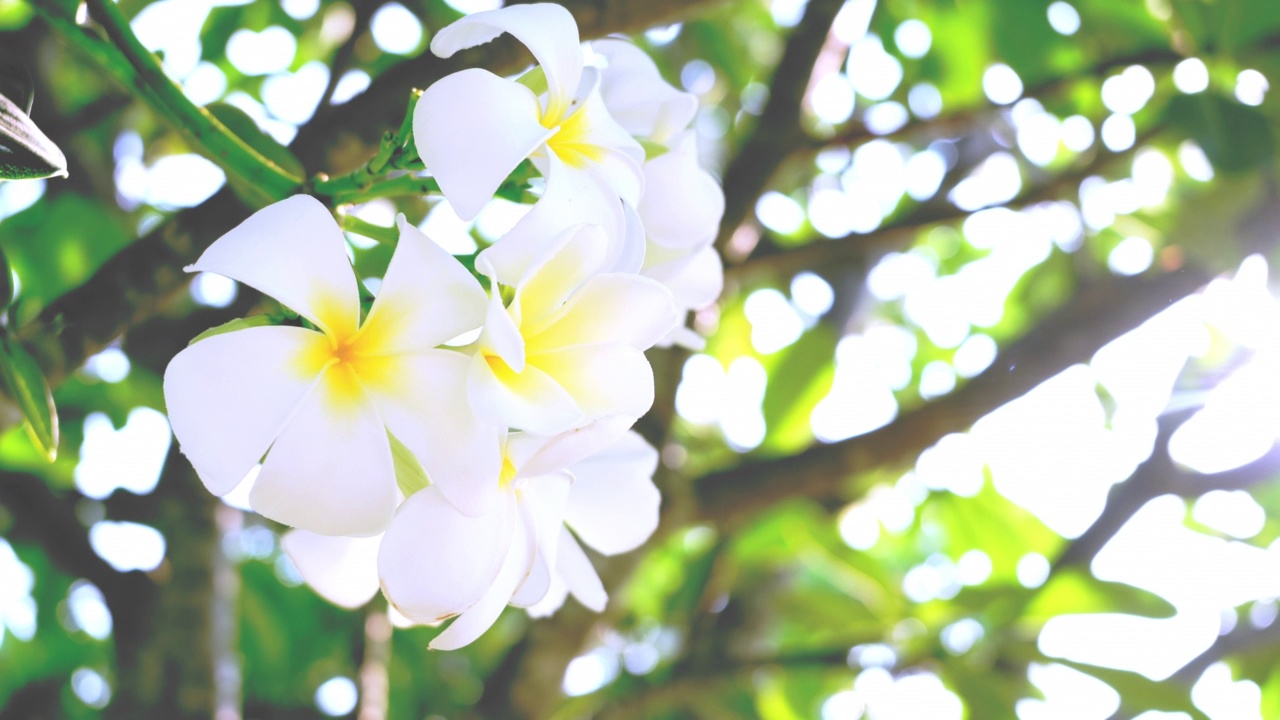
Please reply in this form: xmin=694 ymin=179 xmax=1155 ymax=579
xmin=163 ymin=3 xmax=722 ymax=650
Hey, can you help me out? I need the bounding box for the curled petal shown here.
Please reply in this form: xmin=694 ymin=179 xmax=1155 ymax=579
xmin=558 ymin=528 xmax=607 ymax=612
xmin=430 ymin=3 xmax=583 ymax=120
xmin=529 ymin=274 xmax=678 ymax=352
xmin=282 ymin=530 xmax=381 ymax=609
xmin=515 ymin=415 xmax=635 ymax=478
xmin=414 ymin=69 xmax=554 ymax=220
xmin=428 ymin=498 xmax=535 ymax=650
xmin=480 ymin=288 xmax=527 ymax=373
xmin=480 ymin=156 xmax=626 ymax=282
xmin=639 ymin=132 xmax=725 ymax=250
xmin=533 ymin=343 xmax=655 ymax=421
xmin=358 ymin=217 xmax=488 ymax=354
xmin=510 ymin=471 xmax=571 ymax=607
xmin=525 ymin=573 xmax=569 ymax=619
xmin=188 ymin=195 xmax=360 ymax=339
xmin=468 ymin=350 xmax=584 ymax=435
xmin=594 ymin=38 xmax=697 ymax=142
xmin=164 ymin=325 xmax=323 ymax=496
xmin=369 ymin=350 xmax=503 ymax=517
xmin=249 ymin=370 xmax=397 ymax=537
xmin=566 ymin=431 xmax=661 ymax=556
xmin=379 ymin=487 xmax=515 ymax=626
xmin=660 ymin=243 xmax=724 ymax=312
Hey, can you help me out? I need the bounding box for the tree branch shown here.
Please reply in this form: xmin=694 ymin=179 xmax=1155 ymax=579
xmin=693 ymin=267 xmax=1212 ymax=525
xmin=712 ymin=0 xmax=846 ymax=257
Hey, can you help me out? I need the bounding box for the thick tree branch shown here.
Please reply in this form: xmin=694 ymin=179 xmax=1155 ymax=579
xmin=693 ymin=268 xmax=1212 ymax=525
xmin=712 ymin=0 xmax=845 ymax=256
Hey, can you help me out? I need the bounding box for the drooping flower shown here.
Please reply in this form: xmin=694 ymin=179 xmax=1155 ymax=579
xmin=378 ymin=418 xmax=633 ymax=650
xmin=415 ymin=2 xmax=645 ymax=277
xmin=594 ymin=39 xmax=726 ymax=349
xmin=527 ymin=430 xmax=662 ymax=618
xmin=164 ymin=195 xmax=501 ymax=536
xmin=468 ymin=222 xmax=677 ymax=437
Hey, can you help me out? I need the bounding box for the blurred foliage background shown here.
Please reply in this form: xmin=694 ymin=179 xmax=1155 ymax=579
xmin=2 ymin=0 xmax=1280 ymax=718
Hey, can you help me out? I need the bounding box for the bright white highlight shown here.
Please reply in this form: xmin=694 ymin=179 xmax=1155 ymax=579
xmin=89 ymin=521 xmax=167 ymax=572
xmin=1101 ymin=113 xmax=1136 ymax=152
xmin=894 ymin=19 xmax=932 ymax=58
xmin=226 ymin=26 xmax=297 ymax=76
xmin=1107 ymin=236 xmax=1154 ymax=276
xmin=1174 ymin=58 xmax=1210 ymax=94
xmin=75 ymin=409 xmax=173 ymax=500
xmin=315 ymin=676 xmax=358 ymax=717
xmin=1046 ymin=2 xmax=1081 ymax=35
xmin=983 ymin=64 xmax=1023 ymax=105
xmin=1235 ymin=69 xmax=1269 ymax=106
xmin=371 ymin=3 xmax=423 ymax=55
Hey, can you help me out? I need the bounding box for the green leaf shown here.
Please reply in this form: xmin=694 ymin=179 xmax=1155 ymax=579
xmin=0 ymin=243 xmax=11 ymax=312
xmin=388 ymin=430 xmax=430 ymax=498
xmin=0 ymin=334 xmax=58 ymax=461
xmin=188 ymin=315 xmax=274 ymax=345
xmin=0 ymin=91 xmax=66 ymax=180
xmin=1165 ymin=93 xmax=1275 ymax=174
xmin=639 ymin=138 xmax=670 ymax=161
xmin=206 ymin=101 xmax=305 ymax=187
xmin=515 ymin=65 xmax=548 ymax=96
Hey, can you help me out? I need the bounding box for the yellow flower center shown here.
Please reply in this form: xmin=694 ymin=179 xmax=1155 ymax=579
xmin=294 ymin=292 xmax=405 ymax=411
xmin=543 ymin=105 xmax=605 ymax=169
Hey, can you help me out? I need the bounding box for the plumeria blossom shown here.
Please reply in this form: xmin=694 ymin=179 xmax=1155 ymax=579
xmin=164 ymin=196 xmax=501 ymax=536
xmin=527 ymin=430 xmax=662 ymax=618
xmin=468 ymin=221 xmax=678 ymax=438
xmin=378 ymin=419 xmax=637 ymax=650
xmin=415 ymin=3 xmax=646 ymax=277
xmin=595 ymin=40 xmax=726 ymax=348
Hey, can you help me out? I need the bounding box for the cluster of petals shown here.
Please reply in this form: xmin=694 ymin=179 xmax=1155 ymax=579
xmin=164 ymin=2 xmax=724 ymax=650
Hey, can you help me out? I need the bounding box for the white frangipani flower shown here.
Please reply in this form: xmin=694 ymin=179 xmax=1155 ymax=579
xmin=594 ymin=40 xmax=727 ymax=349
xmin=469 ymin=222 xmax=678 ymax=437
xmin=415 ymin=2 xmax=645 ymax=274
xmin=527 ymin=430 xmax=662 ymax=618
xmin=379 ymin=420 xmax=632 ymax=650
xmin=164 ymin=196 xmax=501 ymax=536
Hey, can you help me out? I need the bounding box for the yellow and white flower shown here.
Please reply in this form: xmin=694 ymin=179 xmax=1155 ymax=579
xmin=163 ymin=195 xmax=502 ymax=536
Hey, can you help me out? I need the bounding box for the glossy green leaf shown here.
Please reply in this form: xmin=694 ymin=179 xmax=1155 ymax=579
xmin=0 ymin=333 xmax=57 ymax=461
xmin=0 ymin=91 xmax=66 ymax=180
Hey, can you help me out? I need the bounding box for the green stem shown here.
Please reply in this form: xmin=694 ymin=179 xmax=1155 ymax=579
xmin=328 ymin=174 xmax=442 ymax=205
xmin=84 ymin=0 xmax=302 ymax=205
xmin=339 ymin=214 xmax=398 ymax=247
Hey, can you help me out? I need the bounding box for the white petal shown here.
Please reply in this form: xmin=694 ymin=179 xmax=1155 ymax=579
xmin=571 ymin=90 xmax=647 ymax=195
xmin=430 ymin=4 xmax=583 ymax=119
xmin=649 ymin=243 xmax=724 ymax=312
xmin=511 ymin=224 xmax=608 ymax=335
xmin=429 ymin=497 xmax=535 ymax=650
xmin=594 ymin=38 xmax=698 ymax=142
xmin=368 ymin=350 xmax=503 ymax=517
xmin=189 ymin=195 xmax=359 ymax=339
xmin=614 ymin=201 xmax=647 ymax=275
xmin=358 ymin=217 xmax=488 ymax=353
xmin=639 ymin=133 xmax=725 ymax=250
xmin=516 ymin=415 xmax=635 ymax=478
xmin=379 ymin=487 xmax=514 ymax=625
xmin=249 ymin=370 xmax=397 ymax=536
xmin=481 ymin=156 xmax=627 ymax=282
xmin=510 ymin=471 xmax=571 ymax=607
xmin=525 ymin=572 xmax=569 ymax=619
xmin=529 ymin=274 xmax=678 ymax=352
xmin=164 ymin=325 xmax=323 ymax=496
xmin=558 ymin=528 xmax=607 ymax=612
xmin=468 ymin=350 xmax=585 ymax=435
xmin=414 ymin=69 xmax=554 ymax=220
xmin=479 ymin=288 xmax=526 ymax=373
xmin=282 ymin=530 xmax=381 ymax=609
xmin=533 ymin=343 xmax=655 ymax=421
xmin=566 ymin=431 xmax=661 ymax=555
